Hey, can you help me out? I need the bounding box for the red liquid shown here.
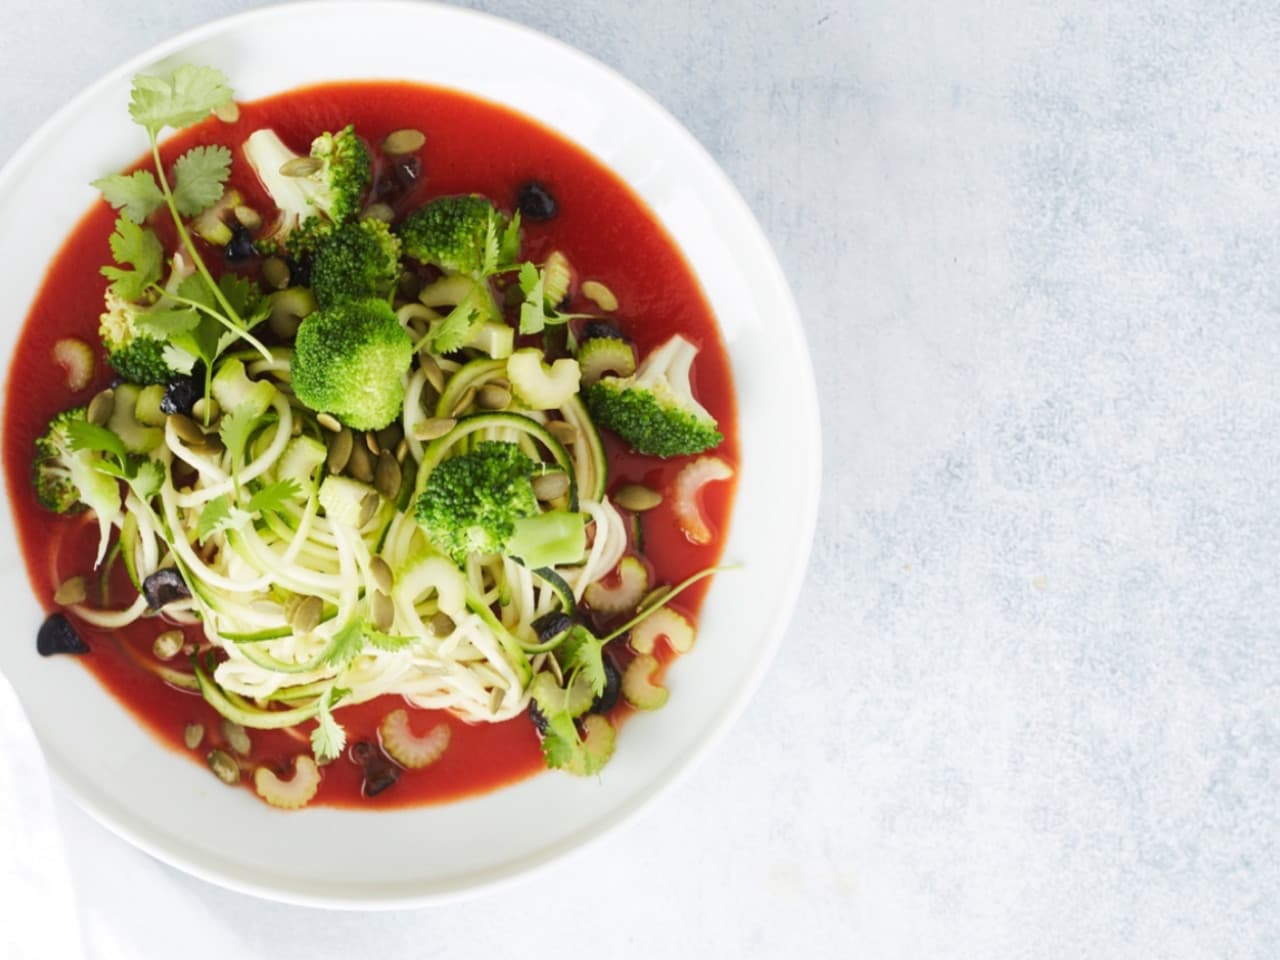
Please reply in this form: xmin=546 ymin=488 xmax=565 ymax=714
xmin=3 ymin=82 xmax=737 ymax=808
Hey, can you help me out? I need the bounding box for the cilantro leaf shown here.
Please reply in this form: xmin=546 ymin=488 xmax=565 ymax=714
xmin=540 ymin=709 xmax=582 ymax=770
xmin=364 ymin=627 xmax=414 ymax=652
xmin=481 ymin=213 xmax=500 ymax=277
xmin=92 ymin=170 xmax=164 ymax=223
xmin=518 ymin=261 xmax=546 ymax=335
xmin=310 ymin=687 xmax=348 ymax=763
xmin=128 ymin=65 xmax=233 ymax=136
xmin=66 ymin=420 xmax=127 ymax=461
xmin=430 ymin=301 xmax=482 ymax=354
xmin=176 ymin=272 xmax=219 ymax=313
xmin=197 ymin=495 xmax=252 ymax=543
xmin=135 ymin=307 xmax=201 ymax=339
xmin=101 ymin=217 xmax=163 ymax=300
xmin=218 ymin=404 xmax=259 ymax=468
xmin=500 ymin=211 xmax=522 ymax=265
xmin=321 ymin=620 xmax=366 ymax=668
xmin=127 ymin=459 xmax=165 ymax=501
xmin=171 ymin=145 xmax=231 ymax=216
xmin=216 ymin=273 xmax=264 ymax=323
xmin=558 ymin=626 xmax=607 ymax=697
xmin=247 ymin=478 xmax=302 ymax=516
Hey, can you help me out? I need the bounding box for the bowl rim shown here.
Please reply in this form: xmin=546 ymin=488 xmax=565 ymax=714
xmin=0 ymin=0 xmax=822 ymax=908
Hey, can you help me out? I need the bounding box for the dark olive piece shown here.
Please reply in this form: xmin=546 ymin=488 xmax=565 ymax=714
xmin=532 ymin=611 xmax=574 ymax=645
xmin=349 ymin=740 xmax=401 ymax=797
xmin=580 ymin=321 xmax=626 ymax=342
xmin=517 ymin=181 xmax=557 ymax=221
xmin=224 ymin=225 xmax=257 ymax=263
xmin=37 ymin=613 xmax=89 ymax=656
xmin=285 ymin=254 xmax=312 ymax=288
xmin=392 ymin=156 xmax=421 ymax=193
xmin=588 ymin=655 xmax=622 ymax=716
xmin=528 ymin=700 xmax=549 ymax=736
xmin=142 ymin=568 xmax=191 ymax=610
xmin=160 ymin=368 xmax=203 ymax=416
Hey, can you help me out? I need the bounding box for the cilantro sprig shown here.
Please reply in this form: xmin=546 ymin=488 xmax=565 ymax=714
xmin=91 ymin=65 xmax=271 ymax=383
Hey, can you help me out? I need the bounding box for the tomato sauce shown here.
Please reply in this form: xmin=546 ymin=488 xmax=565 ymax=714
xmin=3 ymin=82 xmax=737 ymax=808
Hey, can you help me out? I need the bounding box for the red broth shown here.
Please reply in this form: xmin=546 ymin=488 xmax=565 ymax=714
xmin=3 ymin=82 xmax=737 ymax=808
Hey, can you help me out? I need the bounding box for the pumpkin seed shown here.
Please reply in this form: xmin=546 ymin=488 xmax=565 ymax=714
xmin=54 ymin=576 xmax=87 ymax=606
xmin=418 ymin=353 xmax=445 ymax=393
xmin=233 ymin=205 xmax=262 ymax=230
xmin=261 ymin=256 xmax=291 ymax=291
xmin=169 ymin=414 xmax=207 ymax=445
xmin=375 ymin=451 xmax=402 ymax=500
xmin=395 ymin=437 xmax=409 ymax=464
xmin=183 ymin=723 xmax=204 ymax=750
xmin=370 ymin=590 xmax=394 ymax=632
xmin=382 ymin=128 xmax=426 ymax=156
xmin=547 ymin=652 xmax=564 ymax=685
xmin=430 ymin=612 xmax=455 ymax=637
xmin=370 ymin=556 xmax=394 ymax=594
xmin=290 ymin=595 xmax=323 ymax=634
xmin=191 ymin=437 xmax=225 ymax=459
xmin=450 ymin=386 xmax=477 ymax=417
xmin=360 ymin=202 xmax=395 ymax=223
xmin=581 ymin=280 xmax=619 ymax=312
xmin=358 ymin=491 xmax=380 ymax=527
xmin=280 ymin=156 xmax=322 ymax=177
xmin=347 ymin=443 xmax=374 ymax=483
xmin=222 ymin=718 xmax=252 ymax=757
xmin=489 ymin=686 xmax=505 ymax=714
xmin=532 ymin=471 xmax=570 ymax=501
xmin=326 ymin=427 xmax=353 ymax=474
xmin=152 ymin=629 xmax=184 ymax=661
xmin=413 ymin=417 xmax=455 ymax=441
xmin=476 ymin=383 xmax=511 ymax=410
xmin=317 ymin=412 xmax=342 ymax=432
xmin=87 ymin=389 xmax=115 ymax=426
xmin=207 ymin=749 xmax=240 ymax=785
xmin=213 ymin=100 xmax=240 ymax=124
xmin=614 ymin=484 xmax=662 ymax=512
xmin=365 ymin=431 xmax=380 ymax=455
xmin=548 ymin=420 xmax=578 ymax=447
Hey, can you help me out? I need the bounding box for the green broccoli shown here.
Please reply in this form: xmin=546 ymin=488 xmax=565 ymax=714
xmin=32 ymin=406 xmax=123 ymax=565
xmin=242 ymin=125 xmax=371 ymax=257
xmin=290 ymin=299 xmax=413 ymax=430
xmin=585 ymin=334 xmax=723 ymax=458
xmin=99 ymin=291 xmax=176 ymax=385
xmin=414 ymin=441 xmax=540 ymax=564
xmin=398 ymin=195 xmax=518 ymax=277
xmin=310 ymin=218 xmax=402 ymax=309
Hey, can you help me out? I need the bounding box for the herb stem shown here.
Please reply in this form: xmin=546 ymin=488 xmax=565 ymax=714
xmin=601 ymin=564 xmax=739 ymax=644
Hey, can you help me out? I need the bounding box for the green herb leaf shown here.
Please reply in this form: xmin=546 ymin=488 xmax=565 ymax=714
xmin=364 ymin=627 xmax=414 ymax=652
xmin=481 ymin=212 xmax=500 ymax=277
xmin=218 ymin=404 xmax=259 ymax=469
xmin=128 ymin=459 xmax=165 ymax=501
xmin=92 ymin=170 xmax=164 ymax=223
xmin=66 ymin=420 xmax=127 ymax=461
xmin=247 ymin=478 xmax=302 ymax=516
xmin=430 ymin=301 xmax=481 ymax=354
xmin=128 ymin=65 xmax=233 ymax=136
xmin=310 ymin=687 xmax=347 ymax=763
xmin=321 ymin=620 xmax=366 ymax=668
xmin=196 ymin=496 xmax=251 ymax=543
xmin=518 ymin=261 xmax=547 ymax=335
xmin=135 ymin=307 xmax=201 ymax=338
xmin=101 ymin=217 xmax=164 ymax=300
xmin=500 ymin=211 xmax=522 ymax=265
xmin=171 ymin=145 xmax=231 ymax=216
xmin=558 ymin=626 xmax=607 ymax=697
xmin=216 ymin=273 xmax=264 ymax=323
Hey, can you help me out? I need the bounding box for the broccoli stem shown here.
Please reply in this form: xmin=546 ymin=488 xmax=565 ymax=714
xmin=148 ymin=138 xmax=272 ymax=363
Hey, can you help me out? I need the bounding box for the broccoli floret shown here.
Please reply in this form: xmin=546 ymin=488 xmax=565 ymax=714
xmin=310 ymin=218 xmax=402 ymax=309
xmin=242 ymin=126 xmax=372 ymax=257
xmin=99 ymin=253 xmax=197 ymax=385
xmin=290 ymin=299 xmax=413 ymax=430
xmin=585 ymin=334 xmax=723 ymax=458
xmin=33 ymin=406 xmax=123 ymax=565
xmin=414 ymin=441 xmax=540 ymax=564
xmin=398 ymin=195 xmax=516 ymax=277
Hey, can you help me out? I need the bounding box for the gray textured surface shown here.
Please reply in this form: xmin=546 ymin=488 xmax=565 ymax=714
xmin=2 ymin=0 xmax=1278 ymax=956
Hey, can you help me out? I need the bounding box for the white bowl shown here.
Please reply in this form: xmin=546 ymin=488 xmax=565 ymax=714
xmin=0 ymin=1 xmax=819 ymax=907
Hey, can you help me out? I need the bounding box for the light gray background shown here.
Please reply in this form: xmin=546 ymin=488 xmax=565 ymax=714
xmin=2 ymin=0 xmax=1278 ymax=957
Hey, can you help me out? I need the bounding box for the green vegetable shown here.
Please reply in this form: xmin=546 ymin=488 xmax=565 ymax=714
xmin=505 ymin=511 xmax=586 ymax=569
xmin=310 ymin=218 xmax=402 ymax=309
xmin=506 ymin=348 xmax=581 ymax=409
xmin=577 ymin=335 xmax=636 ymax=387
xmin=241 ymin=125 xmax=371 ymax=256
xmin=414 ymin=440 xmax=539 ymax=564
xmin=290 ymin=299 xmax=413 ymax=430
xmin=32 ymin=408 xmax=124 ymax=566
xmin=398 ymin=195 xmax=518 ymax=277
xmin=585 ymin=333 xmax=723 ymax=458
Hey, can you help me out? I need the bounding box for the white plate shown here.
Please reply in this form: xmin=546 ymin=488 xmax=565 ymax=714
xmin=0 ymin=1 xmax=819 ymax=907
